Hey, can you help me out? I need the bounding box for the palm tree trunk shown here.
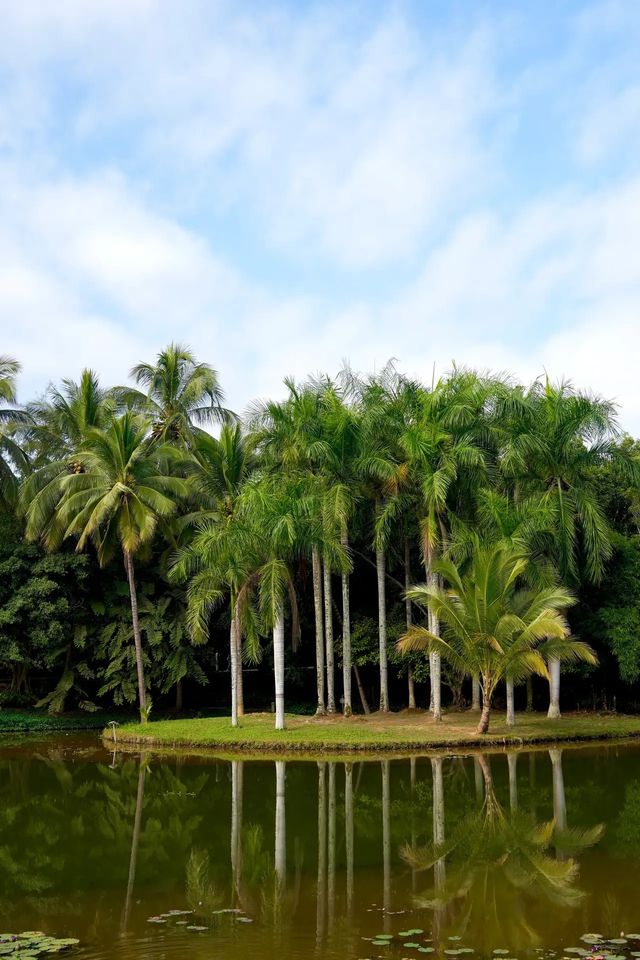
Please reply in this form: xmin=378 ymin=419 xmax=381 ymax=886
xmin=324 ymin=559 xmax=336 ymax=714
xmin=431 ymin=756 xmax=445 ymax=939
xmin=506 ymin=678 xmax=515 ymax=727
xmin=121 ymin=762 xmax=146 ymax=931
xmin=312 ymin=545 xmax=326 ymax=715
xmin=353 ymin=663 xmax=371 ymax=714
xmin=316 ymin=761 xmax=327 ymax=948
xmin=405 ymin=536 xmax=416 ymax=709
xmin=507 ymin=752 xmax=518 ymax=811
xmin=236 ymin=621 xmax=244 ymax=717
xmin=471 ymin=676 xmax=481 ymax=711
xmin=547 ymin=658 xmax=561 ymax=718
xmin=230 ymin=609 xmax=239 ymax=728
xmin=275 ymin=760 xmax=286 ymax=886
xmin=376 ymin=533 xmax=389 ymax=712
xmin=549 ymin=748 xmax=567 ymax=830
xmin=424 ymin=551 xmax=441 ymax=720
xmin=341 ymin=530 xmax=352 ymax=717
xmin=344 ymin=762 xmax=354 ymax=916
xmin=231 ymin=759 xmax=243 ymax=902
xmin=274 ymin=608 xmax=285 ymax=730
xmin=124 ymin=549 xmax=147 ymax=721
xmin=328 ymin=762 xmax=336 ymax=929
xmin=473 ymin=757 xmax=484 ymax=803
xmin=477 ymin=692 xmax=491 ymax=734
xmin=381 ymin=759 xmax=391 ymax=929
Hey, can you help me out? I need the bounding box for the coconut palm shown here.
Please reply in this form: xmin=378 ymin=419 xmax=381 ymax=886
xmin=124 ymin=343 xmax=228 ymax=444
xmin=0 ymin=356 xmax=29 ymax=509
xmin=399 ymin=543 xmax=596 ymax=733
xmin=25 ymin=411 xmax=187 ymax=720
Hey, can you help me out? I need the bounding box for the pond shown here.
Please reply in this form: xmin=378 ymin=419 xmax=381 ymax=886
xmin=2 ymin=736 xmax=640 ymax=960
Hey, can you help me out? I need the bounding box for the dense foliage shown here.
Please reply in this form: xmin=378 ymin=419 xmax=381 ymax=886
xmin=1 ymin=345 xmax=640 ymax=728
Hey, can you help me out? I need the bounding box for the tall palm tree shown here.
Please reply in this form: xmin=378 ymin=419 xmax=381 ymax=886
xmin=401 ymin=369 xmax=492 ymax=719
xmin=124 ymin=343 xmax=228 ymax=445
xmin=399 ymin=544 xmax=596 ymax=733
xmin=0 ymin=356 xmax=29 ymax=509
xmin=25 ymin=412 xmax=187 ymax=720
xmin=499 ymin=378 xmax=634 ymax=716
xmin=18 ymin=369 xmax=117 ymax=528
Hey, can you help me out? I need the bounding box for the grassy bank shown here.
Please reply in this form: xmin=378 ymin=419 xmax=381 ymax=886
xmin=110 ymin=710 xmax=640 ymax=756
xmin=0 ymin=709 xmax=130 ymax=734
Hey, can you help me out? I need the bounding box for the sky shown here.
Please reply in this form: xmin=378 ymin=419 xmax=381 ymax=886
xmin=1 ymin=0 xmax=640 ymax=429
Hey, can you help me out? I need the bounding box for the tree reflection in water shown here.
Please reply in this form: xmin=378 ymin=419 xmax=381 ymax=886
xmin=402 ymin=751 xmax=604 ymax=951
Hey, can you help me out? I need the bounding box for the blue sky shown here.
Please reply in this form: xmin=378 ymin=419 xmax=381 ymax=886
xmin=1 ymin=0 xmax=640 ymax=427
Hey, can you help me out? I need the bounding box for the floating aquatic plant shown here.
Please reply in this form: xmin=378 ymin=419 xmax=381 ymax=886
xmin=0 ymin=934 xmax=79 ymax=957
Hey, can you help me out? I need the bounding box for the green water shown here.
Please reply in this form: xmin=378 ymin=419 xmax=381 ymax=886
xmin=2 ymin=736 xmax=640 ymax=960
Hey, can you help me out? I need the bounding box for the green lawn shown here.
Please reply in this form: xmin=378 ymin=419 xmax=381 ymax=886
xmin=111 ymin=710 xmax=640 ymax=756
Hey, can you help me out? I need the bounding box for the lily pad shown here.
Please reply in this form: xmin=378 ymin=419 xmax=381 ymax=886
xmin=417 ymin=949 xmax=434 ymax=955
xmin=186 ymin=925 xmax=208 ymax=932
xmin=403 ymin=944 xmax=420 ymax=949
xmin=372 ymin=941 xmax=391 ymax=947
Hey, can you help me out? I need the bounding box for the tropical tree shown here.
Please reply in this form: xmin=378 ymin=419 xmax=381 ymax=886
xmin=0 ymin=356 xmax=29 ymax=509
xmin=499 ymin=378 xmax=635 ymax=717
xmin=401 ymin=369 xmax=493 ymax=719
xmin=399 ymin=544 xmax=596 ymax=733
xmin=123 ymin=343 xmax=228 ymax=445
xmin=24 ymin=412 xmax=187 ymax=720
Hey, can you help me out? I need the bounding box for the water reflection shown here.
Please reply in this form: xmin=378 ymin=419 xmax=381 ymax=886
xmin=403 ymin=750 xmax=604 ymax=951
xmin=0 ymin=740 xmax=633 ymax=960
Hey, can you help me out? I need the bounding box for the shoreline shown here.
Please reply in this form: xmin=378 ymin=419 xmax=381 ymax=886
xmin=107 ymin=710 xmax=640 ymax=760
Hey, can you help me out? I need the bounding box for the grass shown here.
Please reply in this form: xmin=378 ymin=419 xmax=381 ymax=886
xmin=0 ymin=708 xmax=131 ymax=734
xmin=111 ymin=709 xmax=640 ymax=757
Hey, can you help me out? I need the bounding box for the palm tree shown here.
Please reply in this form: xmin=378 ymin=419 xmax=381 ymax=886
xmin=0 ymin=356 xmax=29 ymax=509
xmin=499 ymin=378 xmax=634 ymax=717
xmin=399 ymin=543 xmax=596 ymax=733
xmin=25 ymin=412 xmax=187 ymax=720
xmin=124 ymin=343 xmax=228 ymax=444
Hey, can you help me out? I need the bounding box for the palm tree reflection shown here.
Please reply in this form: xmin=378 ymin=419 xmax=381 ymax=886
xmin=403 ymin=753 xmax=603 ymax=951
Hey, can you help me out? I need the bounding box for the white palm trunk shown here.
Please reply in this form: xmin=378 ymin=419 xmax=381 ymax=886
xmin=230 ymin=611 xmax=239 ymax=728
xmin=381 ymin=759 xmax=391 ymax=930
xmin=275 ymin=760 xmax=286 ymax=886
xmin=547 ymin=658 xmax=561 ymax=718
xmin=235 ymin=624 xmax=244 ymax=717
xmin=549 ymin=748 xmax=567 ymax=832
xmin=316 ymin=761 xmax=327 ymax=947
xmin=431 ymin=756 xmax=445 ymax=937
xmin=471 ymin=676 xmax=481 ymax=711
xmin=324 ymin=559 xmax=336 ymax=713
xmin=312 ymin=545 xmax=326 ymax=715
xmin=344 ymin=762 xmax=354 ymax=915
xmin=507 ymin=753 xmax=518 ymax=812
xmin=425 ymin=561 xmax=441 ymax=720
xmin=342 ymin=529 xmax=352 ymax=717
xmin=377 ymin=544 xmax=389 ymax=712
xmin=405 ymin=537 xmax=416 ymax=709
xmin=231 ymin=759 xmax=243 ymax=901
xmin=328 ymin=762 xmax=336 ymax=929
xmin=274 ymin=609 xmax=285 ymax=730
xmin=506 ymin=678 xmax=515 ymax=727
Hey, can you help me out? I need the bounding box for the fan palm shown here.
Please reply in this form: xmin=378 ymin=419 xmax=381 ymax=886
xmin=124 ymin=342 xmax=228 ymax=444
xmin=399 ymin=543 xmax=596 ymax=733
xmin=25 ymin=411 xmax=187 ymax=720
